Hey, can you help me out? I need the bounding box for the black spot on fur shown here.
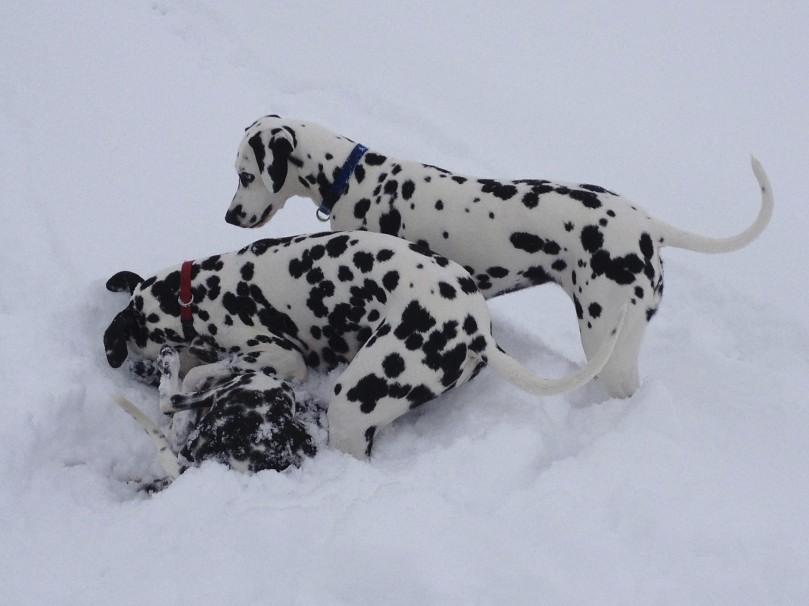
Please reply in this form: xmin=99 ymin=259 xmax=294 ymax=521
xmin=382 ymin=270 xmax=400 ymax=291
xmin=457 ymin=276 xmax=477 ymax=295
xmin=364 ymin=153 xmax=387 ymax=166
xmin=522 ymin=190 xmax=539 ymax=209
xmin=590 ymin=251 xmax=644 ymax=285
xmin=382 ymin=353 xmax=405 ymax=378
xmin=353 ymin=251 xmax=375 ymax=273
xmin=353 ymin=198 xmax=371 ymax=219
xmin=383 ymin=180 xmax=398 ymax=197
xmin=580 ymin=183 xmax=617 ymax=196
xmin=394 ymin=300 xmax=437 ymax=341
xmin=337 ymin=265 xmax=354 ymax=282
xmin=347 ymin=373 xmax=389 ymax=413
xmin=326 ymin=234 xmax=351 ymax=257
xmin=510 ymin=232 xmax=544 ymax=253
xmin=438 ymin=282 xmax=457 ymax=299
xmin=376 ymin=249 xmax=395 ymax=262
xmin=639 ymin=233 xmax=654 ymax=259
xmin=580 ymin=225 xmax=604 ymax=253
xmin=401 ymin=180 xmax=415 ymax=200
xmin=379 ymin=209 xmax=402 ymax=235
xmin=568 ymin=189 xmax=602 ymax=209
xmin=478 ymin=179 xmax=518 ymax=200
xmin=523 ymin=266 xmax=555 ymax=286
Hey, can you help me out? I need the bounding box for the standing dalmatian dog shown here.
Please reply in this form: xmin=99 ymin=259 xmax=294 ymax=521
xmin=225 ymin=115 xmax=773 ymax=398
xmin=105 ymin=231 xmax=625 ymax=459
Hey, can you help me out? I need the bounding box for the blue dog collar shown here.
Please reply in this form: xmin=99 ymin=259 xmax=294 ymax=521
xmin=317 ymin=143 xmax=368 ymax=221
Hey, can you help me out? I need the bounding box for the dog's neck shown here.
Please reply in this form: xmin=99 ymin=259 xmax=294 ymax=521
xmin=285 ymin=121 xmax=369 ymax=208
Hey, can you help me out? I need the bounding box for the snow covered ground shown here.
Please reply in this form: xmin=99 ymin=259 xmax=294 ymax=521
xmin=1 ymin=2 xmax=808 ymax=604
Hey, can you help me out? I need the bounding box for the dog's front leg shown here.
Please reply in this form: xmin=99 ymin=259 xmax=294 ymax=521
xmin=158 ymin=346 xmax=220 ymax=448
xmin=156 ymin=346 xmax=199 ymax=449
xmin=157 ymin=346 xmax=182 ymax=413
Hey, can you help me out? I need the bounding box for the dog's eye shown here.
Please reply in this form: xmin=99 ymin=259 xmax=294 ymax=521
xmin=239 ymin=172 xmax=256 ymax=187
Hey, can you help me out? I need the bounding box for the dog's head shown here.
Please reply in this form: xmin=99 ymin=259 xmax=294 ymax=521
xmin=226 ymin=115 xmax=297 ymax=229
xmin=103 ymin=269 xmax=177 ymax=368
xmin=104 ymin=271 xmax=145 ymax=368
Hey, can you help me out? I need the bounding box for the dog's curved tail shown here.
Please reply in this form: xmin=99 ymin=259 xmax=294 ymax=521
xmin=485 ymin=304 xmax=626 ymax=396
xmin=658 ymin=156 xmax=773 ymax=254
xmin=113 ymin=394 xmax=182 ymax=480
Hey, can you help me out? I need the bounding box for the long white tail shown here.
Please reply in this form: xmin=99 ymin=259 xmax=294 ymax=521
xmin=659 ymin=156 xmax=773 ymax=254
xmin=486 ymin=304 xmax=627 ymax=396
xmin=113 ymin=394 xmax=182 ymax=480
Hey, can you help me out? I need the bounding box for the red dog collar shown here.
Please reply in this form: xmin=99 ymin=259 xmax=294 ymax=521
xmin=179 ymin=260 xmax=195 ymax=338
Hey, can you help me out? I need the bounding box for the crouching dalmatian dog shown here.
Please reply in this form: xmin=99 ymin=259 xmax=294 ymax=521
xmin=226 ymin=115 xmax=774 ymax=398
xmin=105 ymin=231 xmax=625 ymax=459
xmin=113 ymin=345 xmax=321 ymax=485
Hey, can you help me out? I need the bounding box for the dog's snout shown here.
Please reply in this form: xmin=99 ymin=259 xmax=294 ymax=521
xmin=225 ymin=206 xmax=242 ymax=226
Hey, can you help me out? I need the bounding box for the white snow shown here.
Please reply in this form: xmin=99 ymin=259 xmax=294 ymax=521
xmin=2 ymin=2 xmax=808 ymax=604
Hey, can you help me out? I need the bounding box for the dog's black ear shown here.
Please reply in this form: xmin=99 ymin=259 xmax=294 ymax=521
xmin=104 ymin=308 xmax=134 ymax=368
xmin=267 ymin=135 xmax=293 ymax=193
xmin=106 ymin=271 xmax=143 ymax=294
xmin=248 ymin=133 xmax=267 ymax=175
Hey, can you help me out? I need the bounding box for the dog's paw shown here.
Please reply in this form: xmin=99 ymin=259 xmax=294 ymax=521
xmin=127 ymin=357 xmax=160 ymax=386
xmin=157 ymin=346 xmax=180 ymax=376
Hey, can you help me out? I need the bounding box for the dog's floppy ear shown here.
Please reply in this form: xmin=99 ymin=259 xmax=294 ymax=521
xmin=267 ymin=135 xmax=293 ymax=193
xmin=247 ymin=126 xmax=295 ymax=194
xmin=104 ymin=308 xmax=134 ymax=368
xmin=106 ymin=271 xmax=143 ymax=294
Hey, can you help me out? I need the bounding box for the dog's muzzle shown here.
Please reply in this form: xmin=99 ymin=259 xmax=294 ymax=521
xmin=225 ymin=206 xmax=242 ymax=226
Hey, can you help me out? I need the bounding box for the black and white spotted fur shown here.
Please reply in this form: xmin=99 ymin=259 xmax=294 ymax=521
xmin=114 ymin=345 xmax=320 ymax=484
xmin=105 ymin=231 xmax=624 ymax=459
xmin=225 ymin=115 xmax=773 ymax=398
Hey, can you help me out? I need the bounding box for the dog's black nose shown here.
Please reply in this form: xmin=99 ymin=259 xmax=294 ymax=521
xmin=225 ymin=207 xmax=241 ymax=225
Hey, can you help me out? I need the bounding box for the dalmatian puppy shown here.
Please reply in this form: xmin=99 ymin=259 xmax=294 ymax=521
xmin=225 ymin=115 xmax=773 ymax=398
xmin=105 ymin=231 xmax=624 ymax=459
xmin=113 ymin=346 xmax=321 ymax=485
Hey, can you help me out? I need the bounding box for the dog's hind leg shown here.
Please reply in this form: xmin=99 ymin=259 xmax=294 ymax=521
xmin=578 ymin=297 xmax=649 ymax=399
xmin=181 ymin=360 xmax=235 ymax=393
xmin=327 ymin=322 xmax=474 ymax=459
xmin=180 ymin=342 xmax=307 ymax=394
